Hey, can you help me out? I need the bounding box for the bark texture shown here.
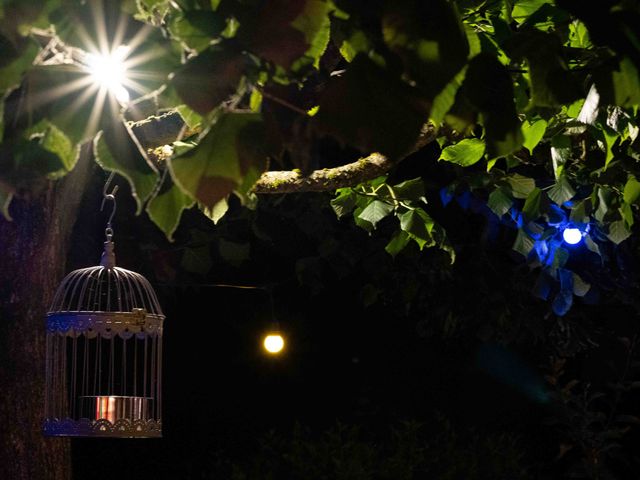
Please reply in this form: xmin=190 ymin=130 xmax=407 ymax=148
xmin=0 ymin=145 xmax=93 ymax=480
xmin=252 ymin=153 xmax=392 ymax=193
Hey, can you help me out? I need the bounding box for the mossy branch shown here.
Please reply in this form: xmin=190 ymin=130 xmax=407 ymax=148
xmin=252 ymin=124 xmax=437 ymax=193
xmin=252 ymin=153 xmax=393 ymax=193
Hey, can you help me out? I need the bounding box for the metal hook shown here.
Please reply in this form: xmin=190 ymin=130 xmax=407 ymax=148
xmin=100 ymin=172 xmax=119 ymax=239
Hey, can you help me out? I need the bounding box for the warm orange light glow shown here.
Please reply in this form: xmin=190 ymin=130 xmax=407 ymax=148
xmin=263 ymin=333 xmax=285 ymax=354
xmin=95 ymin=396 xmax=116 ymax=423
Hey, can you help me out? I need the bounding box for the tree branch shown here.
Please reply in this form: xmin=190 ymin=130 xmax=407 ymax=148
xmin=253 ymin=124 xmax=438 ymax=193
xmin=253 ymin=153 xmax=392 ymax=193
xmin=128 ymin=111 xmax=186 ymax=149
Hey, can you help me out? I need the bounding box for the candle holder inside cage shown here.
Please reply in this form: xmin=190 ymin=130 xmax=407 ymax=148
xmin=43 ymin=194 xmax=165 ymax=438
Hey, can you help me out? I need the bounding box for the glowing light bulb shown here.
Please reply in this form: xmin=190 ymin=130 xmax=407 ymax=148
xmin=263 ymin=334 xmax=285 ymax=354
xmin=562 ymin=227 xmax=582 ymax=245
xmin=86 ymin=46 xmax=130 ymax=103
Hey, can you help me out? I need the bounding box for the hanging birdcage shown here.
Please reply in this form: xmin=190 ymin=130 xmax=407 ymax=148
xmin=43 ymin=178 xmax=164 ymax=438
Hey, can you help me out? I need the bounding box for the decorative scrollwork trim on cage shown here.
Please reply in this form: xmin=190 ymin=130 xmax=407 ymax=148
xmin=46 ymin=311 xmax=164 ymax=338
xmin=43 ymin=418 xmax=162 ymax=438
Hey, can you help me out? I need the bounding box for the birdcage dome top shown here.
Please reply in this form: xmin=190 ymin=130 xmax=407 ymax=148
xmin=49 ymin=264 xmax=163 ymax=315
xmin=47 ymin=241 xmax=164 ymax=338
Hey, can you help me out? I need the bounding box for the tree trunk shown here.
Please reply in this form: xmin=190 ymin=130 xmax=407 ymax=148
xmin=0 ymin=146 xmax=93 ymax=480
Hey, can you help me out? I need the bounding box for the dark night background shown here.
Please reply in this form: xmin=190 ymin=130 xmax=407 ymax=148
xmin=67 ymin=144 xmax=640 ymax=479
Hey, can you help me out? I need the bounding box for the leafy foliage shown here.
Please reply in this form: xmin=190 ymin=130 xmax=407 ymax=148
xmin=225 ymin=418 xmax=530 ymax=479
xmin=331 ymin=176 xmax=453 ymax=261
xmin=3 ymin=10 xmax=640 ymax=472
xmin=0 ymin=0 xmax=637 ymax=315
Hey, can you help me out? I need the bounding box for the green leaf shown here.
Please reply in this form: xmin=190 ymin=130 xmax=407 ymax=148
xmin=168 ymin=10 xmax=227 ymax=52
xmin=623 ymin=176 xmax=640 ymax=204
xmin=399 ymin=208 xmax=435 ymax=250
xmin=548 ymin=176 xmax=576 ymax=205
xmin=385 ymin=230 xmax=411 ymax=257
xmin=607 ymin=220 xmax=631 ymax=244
xmin=522 ymin=187 xmax=544 ymax=221
xmin=550 ymin=135 xmax=571 ymax=179
xmin=551 ymin=247 xmax=569 ymax=272
xmin=25 ymin=120 xmax=79 ymax=178
xmin=0 ymin=97 xmax=4 ymax=140
xmin=312 ymin=55 xmax=430 ymax=159
xmin=506 ymin=174 xmax=536 ymax=199
xmin=488 ymin=187 xmax=513 ymax=217
xmin=595 ymin=187 xmax=613 ymax=222
xmin=437 ymin=232 xmax=456 ymax=264
xmin=522 ymin=119 xmax=547 ymax=153
xmin=570 ymin=198 xmax=591 ymax=224
xmin=93 ymin=122 xmax=160 ymax=214
xmin=146 ymin=174 xmax=195 ymax=241
xmin=176 ymin=105 xmax=203 ymax=130
xmin=572 ymin=273 xmax=590 ymax=297
xmin=566 ymin=99 xmax=585 ymax=118
xmin=602 ymin=128 xmax=617 ymax=168
xmin=505 ymin=29 xmax=580 ymax=107
xmin=0 ymin=38 xmax=39 ymax=95
xmin=440 ymin=138 xmax=485 ymax=166
xmin=360 ymin=283 xmax=382 ymax=307
xmin=584 ymin=235 xmax=600 ymax=256
xmin=0 ymin=186 xmax=12 ymax=221
xmin=0 ymin=138 xmax=66 ymax=191
xmin=201 ymin=197 xmax=229 ymax=225
xmin=430 ymin=66 xmax=467 ymax=125
xmin=336 ymin=27 xmax=371 ymax=62
xmin=607 ymin=220 xmax=631 ymax=245
xmin=393 ymin=178 xmax=426 ymax=203
xmin=290 ymin=0 xmax=331 ymax=69
xmin=138 ymin=0 xmax=169 ymax=9
xmin=331 ymin=189 xmax=357 ymax=218
xmin=512 ymin=0 xmax=551 ymax=23
xmin=170 ymin=112 xmax=274 ymax=208
xmin=513 ymin=229 xmax=534 ymax=257
xmin=568 ymin=20 xmax=591 ymax=48
xmin=218 ymin=239 xmax=250 ymax=267
xmin=357 ymin=200 xmax=394 ymax=228
xmin=465 ymin=24 xmax=481 ymax=59
xmin=249 ymin=89 xmax=263 ymax=113
xmin=620 ymin=202 xmax=634 ymax=228
xmin=181 ymin=244 xmax=212 ymax=275
xmin=239 ymin=0 xmax=332 ymax=70
xmin=460 ymin=54 xmax=523 ymax=158
xmin=382 ymin=0 xmax=469 ymax=98
xmin=171 ymin=45 xmax=246 ymax=115
xmin=353 ymin=205 xmax=374 ymax=232
xmin=596 ymin=57 xmax=640 ymax=107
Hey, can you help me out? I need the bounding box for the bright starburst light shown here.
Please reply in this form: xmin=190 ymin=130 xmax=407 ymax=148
xmin=85 ymin=46 xmax=131 ymax=104
xmin=29 ymin=5 xmax=169 ymax=141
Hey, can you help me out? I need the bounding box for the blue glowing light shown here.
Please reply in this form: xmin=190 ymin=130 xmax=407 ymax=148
xmin=562 ymin=227 xmax=582 ymax=244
